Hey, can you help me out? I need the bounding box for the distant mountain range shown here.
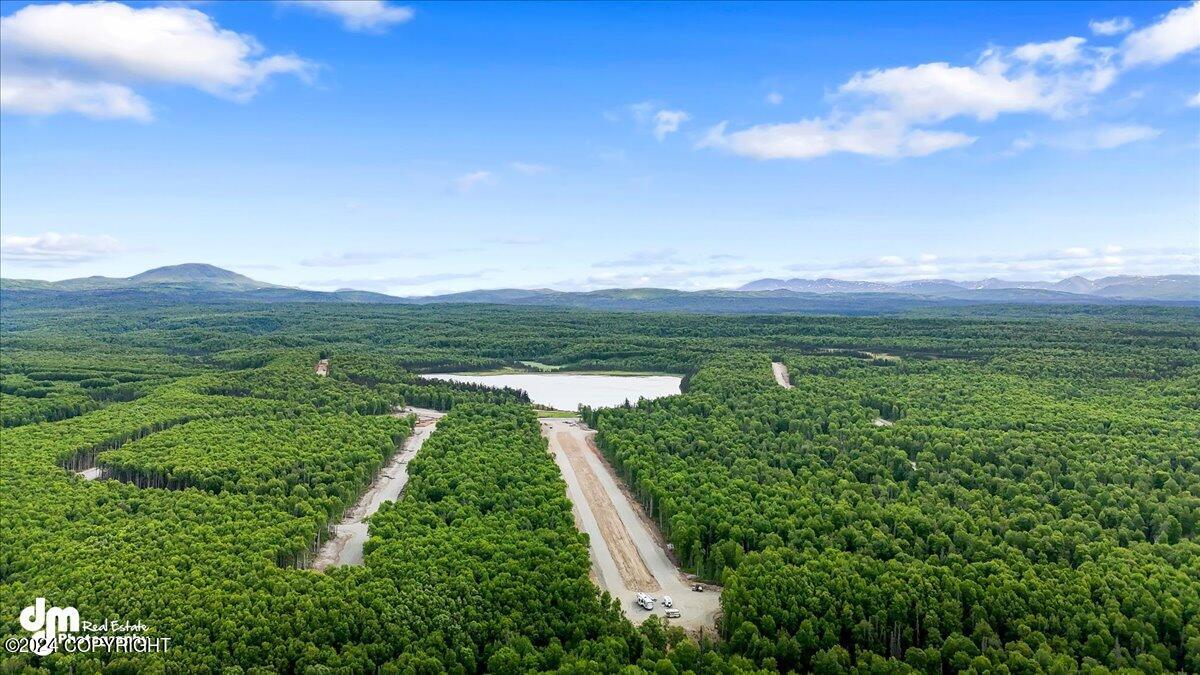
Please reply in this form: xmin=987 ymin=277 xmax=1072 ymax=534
xmin=738 ymin=274 xmax=1200 ymax=301
xmin=2 ymin=264 xmax=1197 ymax=314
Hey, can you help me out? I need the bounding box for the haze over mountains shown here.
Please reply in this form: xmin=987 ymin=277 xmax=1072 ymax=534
xmin=738 ymin=274 xmax=1200 ymax=301
xmin=2 ymin=264 xmax=1196 ymax=314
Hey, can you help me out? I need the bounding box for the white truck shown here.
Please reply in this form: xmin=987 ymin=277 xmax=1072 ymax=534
xmin=662 ymin=595 xmax=673 ymax=608
xmin=635 ymin=593 xmax=656 ymax=610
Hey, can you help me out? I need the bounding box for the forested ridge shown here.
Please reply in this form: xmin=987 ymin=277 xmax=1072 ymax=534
xmin=1 ymin=299 xmax=1197 ymax=673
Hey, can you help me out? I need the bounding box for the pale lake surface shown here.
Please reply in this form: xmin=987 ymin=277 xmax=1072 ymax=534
xmin=419 ymin=373 xmax=682 ymax=411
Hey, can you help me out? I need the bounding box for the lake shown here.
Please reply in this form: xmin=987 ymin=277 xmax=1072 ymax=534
xmin=419 ymin=373 xmax=682 ymax=411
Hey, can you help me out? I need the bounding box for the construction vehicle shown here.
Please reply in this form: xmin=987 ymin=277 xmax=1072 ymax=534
xmin=635 ymin=593 xmax=656 ymax=610
xmin=662 ymin=595 xmax=673 ymax=608
xmin=664 ymin=608 xmax=681 ymax=619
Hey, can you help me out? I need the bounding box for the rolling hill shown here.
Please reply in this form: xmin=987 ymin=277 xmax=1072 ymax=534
xmin=2 ymin=264 xmax=1196 ymax=314
xmin=739 ymin=274 xmax=1200 ymax=301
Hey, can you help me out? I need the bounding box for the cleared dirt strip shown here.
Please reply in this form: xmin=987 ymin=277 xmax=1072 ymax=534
xmin=312 ymin=407 xmax=444 ymax=570
xmin=772 ymin=361 xmax=794 ymax=388
xmin=543 ymin=418 xmax=721 ymax=635
xmin=555 ymin=429 xmax=659 ymax=591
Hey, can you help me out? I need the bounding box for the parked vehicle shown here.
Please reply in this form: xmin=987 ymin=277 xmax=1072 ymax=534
xmin=664 ymin=608 xmax=681 ymax=619
xmin=662 ymin=595 xmax=673 ymax=608
xmin=691 ymin=584 xmax=705 ymax=592
xmin=635 ymin=592 xmax=656 ymax=610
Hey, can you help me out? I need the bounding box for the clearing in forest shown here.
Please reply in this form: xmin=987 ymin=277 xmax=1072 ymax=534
xmin=771 ymin=361 xmax=794 ymax=388
xmin=312 ymin=407 xmax=444 ymax=570
xmin=543 ymin=418 xmax=721 ymax=635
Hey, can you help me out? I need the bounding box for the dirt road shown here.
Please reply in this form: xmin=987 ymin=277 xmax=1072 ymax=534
xmin=772 ymin=361 xmax=793 ymax=388
xmin=312 ymin=407 xmax=444 ymax=570
xmin=543 ymin=418 xmax=721 ymax=635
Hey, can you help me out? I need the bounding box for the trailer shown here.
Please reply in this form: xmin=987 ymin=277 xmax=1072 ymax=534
xmin=635 ymin=593 xmax=656 ymax=610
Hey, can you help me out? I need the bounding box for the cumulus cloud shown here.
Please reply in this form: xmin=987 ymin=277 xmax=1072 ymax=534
xmin=0 ymin=1 xmax=312 ymax=120
xmin=653 ymin=109 xmax=690 ymax=140
xmin=454 ymin=170 xmax=494 ymax=193
xmin=0 ymin=232 xmax=122 ymax=266
xmin=623 ymin=101 xmax=690 ymax=140
xmin=1090 ymin=17 xmax=1134 ymax=36
xmin=765 ymin=91 xmax=783 ymax=105
xmin=698 ymin=116 xmax=976 ymax=160
xmin=0 ymin=75 xmax=151 ymax=121
xmin=1012 ymin=36 xmax=1088 ymax=65
xmin=700 ymin=3 xmax=1198 ymax=161
xmin=281 ymin=1 xmax=413 ymax=33
xmin=1120 ymin=1 xmax=1200 ymax=68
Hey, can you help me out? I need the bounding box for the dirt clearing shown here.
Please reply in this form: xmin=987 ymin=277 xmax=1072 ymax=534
xmin=312 ymin=407 xmax=444 ymax=570
xmin=555 ymin=429 xmax=659 ymax=590
xmin=543 ymin=418 xmax=721 ymax=635
xmin=772 ymin=361 xmax=793 ymax=388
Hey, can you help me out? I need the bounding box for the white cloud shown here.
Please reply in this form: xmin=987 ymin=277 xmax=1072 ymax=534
xmin=653 ymin=109 xmax=690 ymax=140
xmin=1005 ymin=134 xmax=1037 ymax=156
xmin=698 ymin=115 xmax=976 ymax=160
xmin=1 ymin=232 xmax=122 ymax=266
xmin=455 ymin=170 xmax=494 ymax=193
xmin=624 ymin=101 xmax=690 ymax=140
xmin=281 ymin=1 xmax=413 ymax=34
xmin=1089 ymin=124 xmax=1162 ymax=149
xmin=1090 ymin=17 xmax=1133 ymax=37
xmin=781 ymin=245 xmax=1198 ymax=281
xmin=1188 ymin=92 xmax=1200 ymax=107
xmin=0 ymin=1 xmax=312 ymax=120
xmin=1012 ymin=36 xmax=1087 ymax=65
xmin=1061 ymin=124 xmax=1163 ymax=150
xmin=838 ymin=54 xmax=1109 ymax=122
xmin=765 ymin=91 xmax=783 ymax=105
xmin=1121 ymin=1 xmax=1200 ymax=68
xmin=699 ymin=5 xmax=1200 ymax=162
xmin=510 ymin=161 xmax=550 ymax=175
xmin=0 ymin=75 xmax=151 ymax=121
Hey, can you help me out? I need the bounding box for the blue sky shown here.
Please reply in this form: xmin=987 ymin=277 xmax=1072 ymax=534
xmin=1 ymin=0 xmax=1197 ymax=295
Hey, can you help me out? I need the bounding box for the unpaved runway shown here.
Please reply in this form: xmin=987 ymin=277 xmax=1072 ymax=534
xmin=772 ymin=361 xmax=793 ymax=388
xmin=312 ymin=407 xmax=443 ymax=570
xmin=543 ymin=418 xmax=721 ymax=635
xmin=555 ymin=428 xmax=659 ymax=590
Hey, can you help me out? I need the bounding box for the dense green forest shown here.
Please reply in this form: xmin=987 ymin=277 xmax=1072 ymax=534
xmin=1 ymin=298 xmax=1197 ymax=673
